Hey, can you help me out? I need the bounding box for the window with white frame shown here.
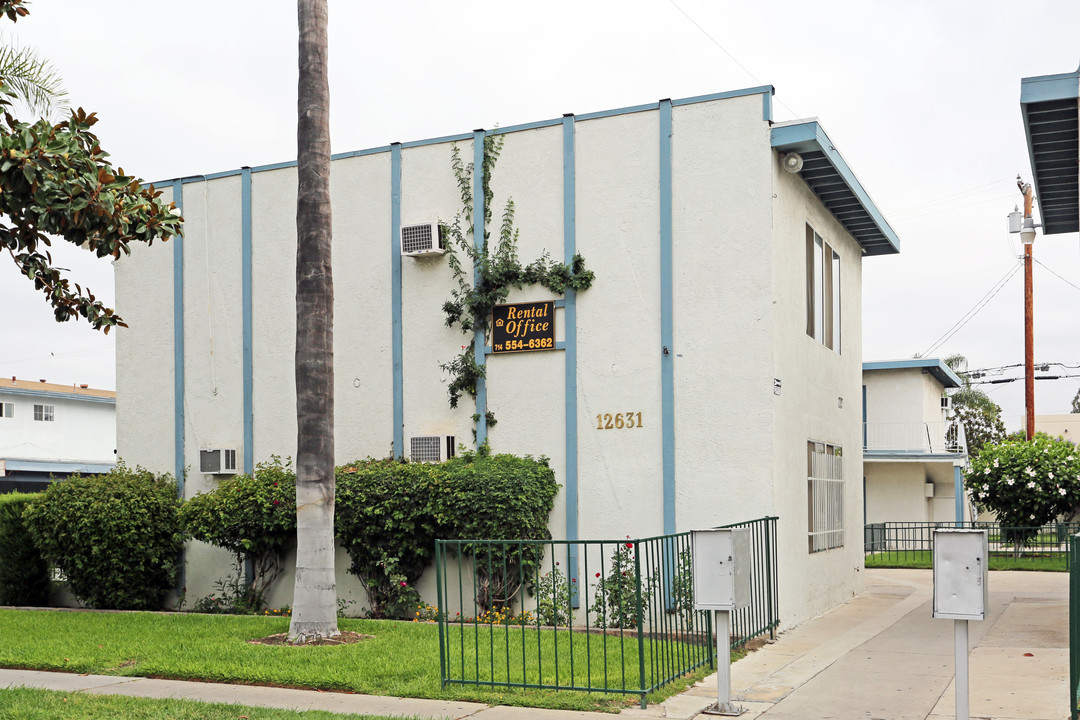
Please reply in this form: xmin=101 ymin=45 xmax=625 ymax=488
xmin=805 ymin=225 xmax=841 ymax=352
xmin=807 ymin=441 xmax=844 ymax=552
xmin=33 ymin=404 xmax=54 ymax=422
xmin=0 ymin=402 xmax=12 ymax=418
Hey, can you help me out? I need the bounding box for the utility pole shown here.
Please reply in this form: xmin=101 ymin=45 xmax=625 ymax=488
xmin=1015 ymin=178 xmax=1036 ymax=440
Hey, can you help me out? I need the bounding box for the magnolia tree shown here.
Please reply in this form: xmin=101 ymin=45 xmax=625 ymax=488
xmin=966 ymin=433 xmax=1080 ymax=550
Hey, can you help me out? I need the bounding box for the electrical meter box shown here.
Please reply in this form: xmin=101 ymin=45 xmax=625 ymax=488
xmin=932 ymin=529 xmax=989 ymax=621
xmin=691 ymin=528 xmax=750 ymax=611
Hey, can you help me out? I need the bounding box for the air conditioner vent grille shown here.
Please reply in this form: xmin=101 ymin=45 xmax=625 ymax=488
xmin=401 ymin=222 xmax=447 ymax=256
xmin=410 ymin=435 xmax=455 ymax=463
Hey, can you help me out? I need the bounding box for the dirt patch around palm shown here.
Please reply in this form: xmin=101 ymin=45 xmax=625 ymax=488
xmin=247 ymin=631 xmax=372 ymax=647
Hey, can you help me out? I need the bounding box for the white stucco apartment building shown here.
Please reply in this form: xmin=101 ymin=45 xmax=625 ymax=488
xmin=115 ymin=86 xmax=900 ymax=628
xmin=862 ymin=359 xmax=971 ymax=528
xmin=0 ymin=378 xmax=116 ymax=493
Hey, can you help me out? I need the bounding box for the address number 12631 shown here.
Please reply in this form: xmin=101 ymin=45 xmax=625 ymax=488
xmin=596 ymin=412 xmax=643 ymax=430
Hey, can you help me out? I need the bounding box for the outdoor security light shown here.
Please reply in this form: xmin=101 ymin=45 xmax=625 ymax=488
xmin=782 ymin=152 xmax=804 ymax=174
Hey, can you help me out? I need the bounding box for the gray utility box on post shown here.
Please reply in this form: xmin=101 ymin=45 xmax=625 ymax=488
xmin=932 ymin=529 xmax=989 ymax=621
xmin=691 ymin=528 xmax=751 ymax=611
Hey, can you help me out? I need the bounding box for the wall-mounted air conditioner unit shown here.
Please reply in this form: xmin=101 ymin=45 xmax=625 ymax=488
xmin=410 ymin=435 xmax=455 ymax=463
xmin=941 ymin=396 xmax=952 ymax=411
xmin=401 ymin=222 xmax=448 ymax=257
xmin=200 ymin=448 xmax=238 ymax=474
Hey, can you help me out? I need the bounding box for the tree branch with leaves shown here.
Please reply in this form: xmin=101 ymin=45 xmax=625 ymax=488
xmin=0 ymin=0 xmax=181 ymax=332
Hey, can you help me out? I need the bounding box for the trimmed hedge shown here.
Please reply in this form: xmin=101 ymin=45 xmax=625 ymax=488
xmin=180 ymin=456 xmax=296 ymax=605
xmin=336 ymin=447 xmax=559 ymax=618
xmin=0 ymin=492 xmax=50 ymax=606
xmin=23 ymin=464 xmax=184 ymax=610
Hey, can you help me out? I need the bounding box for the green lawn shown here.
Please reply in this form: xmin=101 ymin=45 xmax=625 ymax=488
xmin=0 ymin=610 xmax=714 ymax=712
xmin=864 ymin=551 xmax=1068 ymax=572
xmin=0 ymin=687 xmax=422 ymax=720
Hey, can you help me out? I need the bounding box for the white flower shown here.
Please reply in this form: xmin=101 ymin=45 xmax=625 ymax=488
xmin=1006 ymin=478 xmax=1015 ymax=486
xmin=1060 ymin=488 xmax=1068 ymax=496
xmin=1025 ymin=466 xmax=1036 ymax=476
xmin=982 ymin=484 xmax=990 ymax=491
xmin=1049 ymin=472 xmax=1054 ymax=479
xmin=1068 ymin=456 xmax=1074 ymax=462
xmin=1027 ymin=481 xmax=1036 ymax=489
xmin=993 ymin=459 xmax=1000 ymax=468
xmin=983 ymin=467 xmax=991 ymax=475
xmin=1030 ymin=514 xmax=1036 ymax=520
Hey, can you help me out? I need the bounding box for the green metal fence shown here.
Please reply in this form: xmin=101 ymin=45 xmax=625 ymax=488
xmin=434 ymin=516 xmax=778 ymax=708
xmin=1070 ymin=533 xmax=1080 ymax=720
xmin=865 ymin=521 xmax=1080 ymax=564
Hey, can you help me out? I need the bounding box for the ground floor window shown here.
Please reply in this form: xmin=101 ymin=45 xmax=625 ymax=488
xmin=808 ymin=441 xmax=844 ymax=552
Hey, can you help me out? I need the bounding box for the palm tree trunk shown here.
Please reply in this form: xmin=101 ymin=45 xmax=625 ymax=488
xmin=289 ymin=0 xmax=339 ymax=643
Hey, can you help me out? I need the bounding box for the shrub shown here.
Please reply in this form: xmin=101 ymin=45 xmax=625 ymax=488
xmin=436 ymin=446 xmax=559 ymax=612
xmin=0 ymin=492 xmax=50 ymax=606
xmin=590 ymin=539 xmax=654 ymax=629
xmin=22 ymin=463 xmax=184 ymax=610
xmin=335 ymin=459 xmax=440 ymax=619
xmin=967 ymin=433 xmax=1080 ymax=550
xmin=180 ymin=456 xmax=296 ymax=607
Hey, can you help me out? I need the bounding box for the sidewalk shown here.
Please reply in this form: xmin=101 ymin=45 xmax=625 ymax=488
xmin=0 ymin=569 xmax=1070 ymax=719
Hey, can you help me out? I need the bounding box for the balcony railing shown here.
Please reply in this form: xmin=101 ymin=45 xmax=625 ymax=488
xmin=862 ymin=421 xmax=966 ymax=454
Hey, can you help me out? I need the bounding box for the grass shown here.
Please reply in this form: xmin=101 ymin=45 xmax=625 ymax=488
xmin=864 ymin=551 xmax=1068 ymax=572
xmin=0 ymin=687 xmax=423 ymax=720
xmin=0 ymin=610 xmax=716 ymax=712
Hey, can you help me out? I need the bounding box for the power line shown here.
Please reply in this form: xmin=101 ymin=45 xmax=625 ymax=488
xmin=666 ymin=0 xmax=799 ymax=118
xmin=1034 ymin=257 xmax=1080 ymax=296
xmin=920 ymin=260 xmax=1022 ymax=358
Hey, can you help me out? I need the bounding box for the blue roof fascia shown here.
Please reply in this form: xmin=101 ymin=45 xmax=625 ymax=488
xmin=1021 ymin=69 xmax=1080 ymax=106
xmin=771 ymin=121 xmax=900 ymax=256
xmin=1020 ymin=67 xmax=1080 ymax=236
xmin=0 ymin=387 xmax=116 ymax=404
xmin=3 ymin=459 xmax=115 ymax=474
xmin=147 ymin=86 xmax=776 ymax=187
xmin=863 ymin=359 xmax=962 ymax=389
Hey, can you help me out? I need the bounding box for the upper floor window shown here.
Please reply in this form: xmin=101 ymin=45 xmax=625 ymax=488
xmin=0 ymin=402 xmax=12 ymax=418
xmin=805 ymin=225 xmax=841 ymax=352
xmin=34 ymin=404 xmax=54 ymax=422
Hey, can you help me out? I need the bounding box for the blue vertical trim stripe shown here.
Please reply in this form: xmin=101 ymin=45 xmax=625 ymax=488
xmin=241 ymin=168 xmax=254 ymax=474
xmin=391 ymin=144 xmax=404 ymax=457
xmin=659 ymin=99 xmax=676 ymax=536
xmin=472 ymin=130 xmax=488 ymax=447
xmin=562 ymin=114 xmax=580 ymax=606
xmin=172 ymin=179 xmax=185 ymax=495
xmin=954 ymin=465 xmax=964 ymax=525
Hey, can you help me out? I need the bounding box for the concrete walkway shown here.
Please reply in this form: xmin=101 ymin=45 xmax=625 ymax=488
xmin=0 ymin=569 xmax=1070 ymax=719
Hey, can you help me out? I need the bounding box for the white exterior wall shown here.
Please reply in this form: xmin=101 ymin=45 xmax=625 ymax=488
xmin=865 ymin=463 xmax=929 ymax=524
xmin=116 ymin=184 xmax=176 ymax=475
xmin=0 ymin=388 xmax=115 ymax=464
xmin=770 ymin=156 xmax=866 ymax=625
xmin=863 ymin=368 xmax=946 ymax=425
xmin=116 ymin=92 xmax=877 ymax=628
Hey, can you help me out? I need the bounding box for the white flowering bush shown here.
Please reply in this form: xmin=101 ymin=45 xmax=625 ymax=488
xmin=966 ymin=433 xmax=1080 ymax=546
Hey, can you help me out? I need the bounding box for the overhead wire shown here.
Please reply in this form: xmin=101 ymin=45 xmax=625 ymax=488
xmin=666 ymin=0 xmax=800 ymax=118
xmin=920 ymin=260 xmax=1022 ymax=358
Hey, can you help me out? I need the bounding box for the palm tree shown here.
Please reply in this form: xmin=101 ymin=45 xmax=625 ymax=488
xmin=0 ymin=41 xmax=68 ymax=118
xmin=288 ymin=0 xmax=339 ymax=643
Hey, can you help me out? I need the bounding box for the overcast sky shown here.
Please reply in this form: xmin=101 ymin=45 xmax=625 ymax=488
xmin=3 ymin=0 xmax=1080 ymax=430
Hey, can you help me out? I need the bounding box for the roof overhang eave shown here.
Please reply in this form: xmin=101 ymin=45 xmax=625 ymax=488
xmin=1020 ymin=68 xmax=1080 ymax=236
xmin=771 ymin=120 xmax=900 ymax=256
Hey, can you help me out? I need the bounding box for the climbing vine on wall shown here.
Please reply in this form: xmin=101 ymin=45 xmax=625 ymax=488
xmin=441 ymin=133 xmax=594 ymax=431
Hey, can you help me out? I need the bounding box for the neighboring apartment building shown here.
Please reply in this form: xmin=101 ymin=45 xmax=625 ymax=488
xmin=1034 ymin=414 xmax=1080 ymax=441
xmin=115 ymin=85 xmax=900 ymax=628
xmin=0 ymin=378 xmax=116 ymax=493
xmin=862 ymin=359 xmax=971 ymax=526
